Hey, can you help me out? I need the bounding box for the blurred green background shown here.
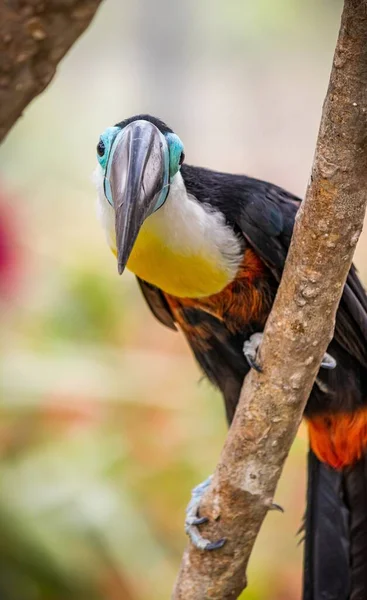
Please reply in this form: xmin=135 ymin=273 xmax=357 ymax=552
xmin=1 ymin=0 xmax=365 ymax=598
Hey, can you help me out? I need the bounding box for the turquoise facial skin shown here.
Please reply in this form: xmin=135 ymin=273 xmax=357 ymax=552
xmin=165 ymin=132 xmax=184 ymax=179
xmin=96 ymin=126 xmax=120 ymax=170
xmin=97 ymin=125 xmax=184 ymax=212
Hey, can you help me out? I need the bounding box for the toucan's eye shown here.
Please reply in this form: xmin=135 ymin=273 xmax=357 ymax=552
xmin=179 ymin=152 xmax=185 ymax=166
xmin=96 ymin=126 xmax=121 ymax=170
xmin=97 ymin=139 xmax=105 ymax=157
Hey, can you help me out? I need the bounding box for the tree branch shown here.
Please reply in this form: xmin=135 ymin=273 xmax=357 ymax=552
xmin=173 ymin=1 xmax=367 ymax=598
xmin=0 ymin=0 xmax=103 ymax=143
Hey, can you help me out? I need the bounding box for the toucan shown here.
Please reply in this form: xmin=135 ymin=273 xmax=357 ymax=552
xmin=94 ymin=114 xmax=367 ymax=599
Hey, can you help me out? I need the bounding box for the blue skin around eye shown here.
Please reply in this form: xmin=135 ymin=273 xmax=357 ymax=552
xmin=97 ymin=126 xmax=121 ymax=170
xmin=165 ymin=133 xmax=184 ymax=179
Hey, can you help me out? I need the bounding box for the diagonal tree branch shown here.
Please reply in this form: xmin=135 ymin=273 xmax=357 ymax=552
xmin=173 ymin=1 xmax=367 ymax=598
xmin=0 ymin=0 xmax=103 ymax=143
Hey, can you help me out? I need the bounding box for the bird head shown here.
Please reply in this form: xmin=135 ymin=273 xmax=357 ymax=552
xmin=96 ymin=115 xmax=185 ymax=274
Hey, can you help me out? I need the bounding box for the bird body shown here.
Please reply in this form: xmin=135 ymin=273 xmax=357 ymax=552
xmin=94 ymin=114 xmax=367 ymax=599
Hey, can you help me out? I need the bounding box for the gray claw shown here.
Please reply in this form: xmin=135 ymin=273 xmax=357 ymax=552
xmin=190 ymin=516 xmax=209 ymax=526
xmin=269 ymin=502 xmax=284 ymax=513
xmin=320 ymin=352 xmax=337 ymax=370
xmin=185 ymin=476 xmax=226 ymax=551
xmin=243 ymin=332 xmax=264 ymax=372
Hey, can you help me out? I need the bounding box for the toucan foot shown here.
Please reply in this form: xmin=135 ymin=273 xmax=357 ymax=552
xmin=185 ymin=476 xmax=226 ymax=551
xmin=320 ymin=352 xmax=337 ymax=370
xmin=243 ymin=332 xmax=264 ymax=372
xmin=244 ymin=333 xmax=337 ymax=372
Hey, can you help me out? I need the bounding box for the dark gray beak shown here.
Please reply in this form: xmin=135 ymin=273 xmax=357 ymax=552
xmin=106 ymin=120 xmax=169 ymax=274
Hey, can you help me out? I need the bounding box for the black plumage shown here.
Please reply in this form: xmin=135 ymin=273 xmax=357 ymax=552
xmin=343 ymin=459 xmax=367 ymax=599
xmin=303 ymin=450 xmax=350 ymax=600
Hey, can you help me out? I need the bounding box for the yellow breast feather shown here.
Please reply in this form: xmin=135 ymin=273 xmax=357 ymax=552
xmin=110 ymin=224 xmax=232 ymax=298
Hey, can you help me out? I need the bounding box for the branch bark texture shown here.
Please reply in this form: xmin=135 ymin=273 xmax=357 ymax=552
xmin=173 ymin=1 xmax=367 ymax=598
xmin=0 ymin=0 xmax=103 ymax=143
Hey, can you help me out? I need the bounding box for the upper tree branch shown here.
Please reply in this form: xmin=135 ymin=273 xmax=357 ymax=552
xmin=173 ymin=1 xmax=367 ymax=598
xmin=0 ymin=0 xmax=103 ymax=143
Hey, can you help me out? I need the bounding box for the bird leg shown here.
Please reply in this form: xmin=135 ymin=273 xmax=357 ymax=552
xmin=243 ymin=332 xmax=337 ymax=372
xmin=185 ymin=475 xmax=226 ymax=551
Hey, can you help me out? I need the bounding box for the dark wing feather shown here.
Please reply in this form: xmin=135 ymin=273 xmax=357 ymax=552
xmin=343 ymin=456 xmax=367 ymax=600
xmin=233 ymin=181 xmax=367 ymax=367
xmin=136 ymin=278 xmax=177 ymax=331
xmin=334 ymin=286 xmax=367 ymax=369
xmin=347 ymin=265 xmax=367 ymax=312
xmin=335 ymin=266 xmax=367 ymax=367
xmin=237 ymin=183 xmax=300 ymax=279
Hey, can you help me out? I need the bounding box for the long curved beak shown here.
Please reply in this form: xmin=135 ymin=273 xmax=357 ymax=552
xmin=105 ymin=120 xmax=169 ymax=274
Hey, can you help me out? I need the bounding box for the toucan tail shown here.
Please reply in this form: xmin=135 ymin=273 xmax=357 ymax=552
xmin=303 ymin=449 xmax=367 ymax=600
